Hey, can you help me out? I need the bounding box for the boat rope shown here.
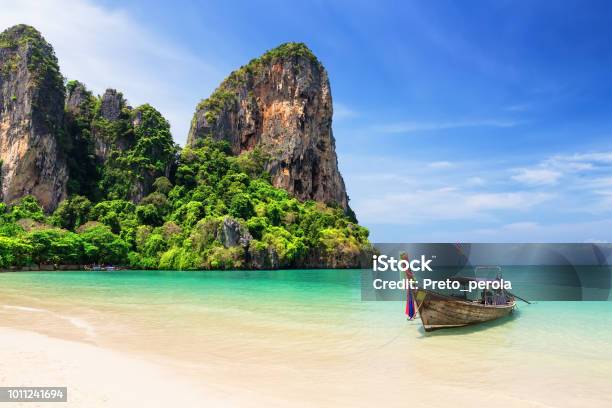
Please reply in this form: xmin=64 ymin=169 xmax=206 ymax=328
xmin=414 ymin=295 xmax=425 ymax=316
xmin=341 ymin=323 xmax=413 ymax=356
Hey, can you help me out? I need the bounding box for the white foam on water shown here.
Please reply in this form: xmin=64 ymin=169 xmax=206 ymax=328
xmin=2 ymin=304 xmax=47 ymax=313
xmin=58 ymin=315 xmax=96 ymax=338
xmin=3 ymin=304 xmax=96 ymax=338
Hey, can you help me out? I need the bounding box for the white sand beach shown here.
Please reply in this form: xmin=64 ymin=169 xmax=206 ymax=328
xmin=1 ymin=323 xmax=609 ymax=408
xmin=0 ymin=327 xmax=237 ymax=408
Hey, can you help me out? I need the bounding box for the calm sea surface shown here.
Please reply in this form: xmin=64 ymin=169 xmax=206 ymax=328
xmin=1 ymin=269 xmax=611 ymax=407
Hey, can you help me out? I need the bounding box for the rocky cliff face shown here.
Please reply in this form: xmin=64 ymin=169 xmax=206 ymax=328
xmin=0 ymin=25 xmax=67 ymax=211
xmin=187 ymin=43 xmax=350 ymax=211
xmin=91 ymin=88 xmax=134 ymax=163
xmin=64 ymin=80 xmax=177 ymax=203
xmin=64 ymin=80 xmax=98 ymax=197
xmin=65 ymin=81 xmax=90 ymax=116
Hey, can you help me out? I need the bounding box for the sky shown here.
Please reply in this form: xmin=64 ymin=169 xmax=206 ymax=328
xmin=3 ymin=0 xmax=612 ymax=242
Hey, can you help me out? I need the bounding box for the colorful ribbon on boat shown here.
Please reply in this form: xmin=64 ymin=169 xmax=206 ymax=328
xmin=401 ymin=253 xmax=417 ymax=319
xmin=407 ymin=286 xmax=416 ymax=319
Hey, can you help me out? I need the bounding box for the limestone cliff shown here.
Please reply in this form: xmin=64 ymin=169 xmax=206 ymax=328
xmin=64 ymin=80 xmax=98 ymax=197
xmin=0 ymin=25 xmax=67 ymax=211
xmin=187 ymin=43 xmax=350 ymax=212
xmin=91 ymin=88 xmax=134 ymax=164
xmin=64 ymin=82 xmax=177 ymax=203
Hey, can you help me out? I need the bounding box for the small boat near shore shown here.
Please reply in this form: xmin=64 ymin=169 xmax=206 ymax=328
xmin=85 ymin=265 xmax=124 ymax=271
xmin=414 ymin=274 xmax=517 ymax=332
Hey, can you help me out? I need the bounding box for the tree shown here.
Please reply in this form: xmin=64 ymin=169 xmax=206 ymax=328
xmin=136 ymin=204 xmax=163 ymax=226
xmin=26 ymin=229 xmax=84 ymax=265
xmin=51 ymin=195 xmax=92 ymax=230
xmin=10 ymin=196 xmax=45 ymax=221
xmin=0 ymin=236 xmax=32 ymax=267
xmin=79 ymin=225 xmax=129 ymax=264
xmin=229 ymin=193 xmax=255 ymax=220
xmin=153 ymin=176 xmax=173 ymax=194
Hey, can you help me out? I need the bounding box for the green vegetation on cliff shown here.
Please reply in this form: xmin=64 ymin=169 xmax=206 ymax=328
xmin=64 ymin=82 xmax=178 ymax=202
xmin=96 ymin=103 xmax=178 ymax=201
xmin=0 ymin=136 xmax=369 ymax=269
xmin=195 ymin=42 xmax=319 ymax=126
xmin=64 ymin=80 xmax=99 ymax=197
xmin=0 ymin=25 xmax=63 ymax=88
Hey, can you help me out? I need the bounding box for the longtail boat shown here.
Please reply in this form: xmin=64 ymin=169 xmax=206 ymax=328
xmin=414 ymin=273 xmax=516 ymax=332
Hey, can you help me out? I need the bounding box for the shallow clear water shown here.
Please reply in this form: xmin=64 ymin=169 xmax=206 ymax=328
xmin=1 ymin=270 xmax=611 ymax=407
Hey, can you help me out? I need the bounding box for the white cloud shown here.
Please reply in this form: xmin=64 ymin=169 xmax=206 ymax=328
xmin=472 ymin=220 xmax=612 ymax=243
xmin=584 ymin=238 xmax=608 ymax=244
xmin=466 ymin=176 xmax=485 ymax=186
xmin=585 ymin=177 xmax=612 ymax=189
xmin=547 ymin=152 xmax=612 ymax=164
xmin=0 ymin=0 xmax=222 ymax=145
xmin=333 ymin=103 xmax=357 ymax=120
xmin=343 ymin=148 xmax=612 ymax=240
xmin=371 ymin=119 xmax=519 ymax=134
xmin=353 ymin=188 xmax=553 ymax=225
xmin=512 ymin=168 xmax=562 ymax=186
xmin=428 ymin=161 xmax=453 ymax=169
xmin=464 ymin=192 xmax=551 ymax=210
xmin=510 ymin=150 xmax=612 ymax=189
xmin=352 ymin=172 xmax=416 ymax=185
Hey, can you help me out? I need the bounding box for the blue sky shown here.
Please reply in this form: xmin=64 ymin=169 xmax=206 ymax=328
xmin=3 ymin=0 xmax=612 ymax=242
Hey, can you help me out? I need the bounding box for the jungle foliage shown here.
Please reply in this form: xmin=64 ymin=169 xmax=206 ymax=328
xmin=0 ymin=91 xmax=370 ymax=269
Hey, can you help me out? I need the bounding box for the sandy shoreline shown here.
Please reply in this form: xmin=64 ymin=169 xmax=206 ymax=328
xmin=0 ymin=327 xmax=234 ymax=408
xmin=0 ymin=325 xmax=589 ymax=408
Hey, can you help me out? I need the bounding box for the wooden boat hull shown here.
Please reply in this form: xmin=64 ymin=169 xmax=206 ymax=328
xmin=415 ymin=289 xmax=515 ymax=331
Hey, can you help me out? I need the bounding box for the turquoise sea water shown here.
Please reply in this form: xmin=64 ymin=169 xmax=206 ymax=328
xmin=1 ymin=269 xmax=611 ymax=351
xmin=1 ymin=269 xmax=612 ymax=407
